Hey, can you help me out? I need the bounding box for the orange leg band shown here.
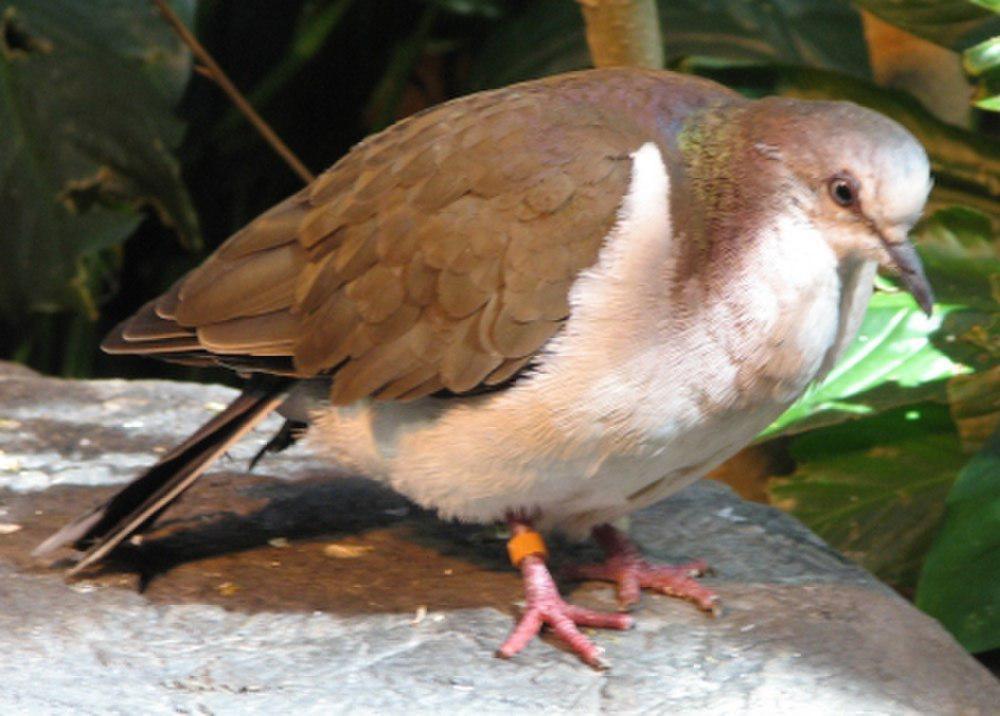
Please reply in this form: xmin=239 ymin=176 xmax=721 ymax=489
xmin=507 ymin=529 xmax=548 ymax=567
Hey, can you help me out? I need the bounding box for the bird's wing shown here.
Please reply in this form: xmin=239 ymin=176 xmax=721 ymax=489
xmin=104 ymin=71 xmax=703 ymax=404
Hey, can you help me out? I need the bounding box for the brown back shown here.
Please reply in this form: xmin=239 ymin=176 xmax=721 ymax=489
xmin=104 ymin=69 xmax=739 ymax=404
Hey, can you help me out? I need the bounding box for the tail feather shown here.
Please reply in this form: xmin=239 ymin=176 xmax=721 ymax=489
xmin=33 ymin=377 xmax=292 ymax=574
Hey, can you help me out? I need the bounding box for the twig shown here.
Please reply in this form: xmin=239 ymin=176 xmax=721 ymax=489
xmin=151 ymin=0 xmax=315 ymax=184
xmin=576 ymin=0 xmax=663 ymax=69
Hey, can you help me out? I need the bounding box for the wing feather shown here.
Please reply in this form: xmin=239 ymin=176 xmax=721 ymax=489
xmin=103 ymin=69 xmax=737 ymax=403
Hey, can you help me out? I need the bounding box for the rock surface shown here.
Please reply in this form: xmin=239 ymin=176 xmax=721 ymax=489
xmin=0 ymin=362 xmax=996 ymax=714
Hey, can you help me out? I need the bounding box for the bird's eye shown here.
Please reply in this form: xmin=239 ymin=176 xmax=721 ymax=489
xmin=828 ymin=175 xmax=858 ymax=207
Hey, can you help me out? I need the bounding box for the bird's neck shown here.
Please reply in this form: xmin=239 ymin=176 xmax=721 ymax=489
xmin=675 ymin=103 xmax=783 ymax=244
xmin=674 ymin=107 xmax=878 ymax=387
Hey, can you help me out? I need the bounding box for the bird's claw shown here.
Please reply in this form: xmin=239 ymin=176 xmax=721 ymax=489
xmin=567 ymin=525 xmax=720 ymax=614
xmin=499 ymin=554 xmax=632 ymax=669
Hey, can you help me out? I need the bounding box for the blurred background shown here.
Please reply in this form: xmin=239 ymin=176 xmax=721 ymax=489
xmin=0 ymin=0 xmax=997 ymax=663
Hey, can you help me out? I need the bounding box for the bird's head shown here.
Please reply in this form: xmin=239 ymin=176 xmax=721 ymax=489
xmin=748 ymin=97 xmax=935 ymax=315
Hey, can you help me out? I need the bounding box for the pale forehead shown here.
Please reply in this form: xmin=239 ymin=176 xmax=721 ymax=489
xmin=864 ymin=138 xmax=932 ymax=226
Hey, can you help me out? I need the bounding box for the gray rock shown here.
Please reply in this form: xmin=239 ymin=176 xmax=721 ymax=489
xmin=0 ymin=362 xmax=996 ymax=714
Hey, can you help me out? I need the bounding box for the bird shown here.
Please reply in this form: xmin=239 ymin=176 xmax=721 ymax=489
xmin=34 ymin=67 xmax=934 ymax=668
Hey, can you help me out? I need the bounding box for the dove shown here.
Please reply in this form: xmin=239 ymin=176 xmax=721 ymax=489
xmin=35 ymin=67 xmax=933 ymax=668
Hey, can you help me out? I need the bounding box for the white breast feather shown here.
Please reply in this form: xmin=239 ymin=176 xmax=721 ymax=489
xmin=308 ymin=142 xmax=859 ymax=537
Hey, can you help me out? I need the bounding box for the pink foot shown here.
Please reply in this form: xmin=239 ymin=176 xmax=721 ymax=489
xmin=566 ymin=524 xmax=720 ymax=614
xmin=498 ymin=553 xmax=634 ymax=669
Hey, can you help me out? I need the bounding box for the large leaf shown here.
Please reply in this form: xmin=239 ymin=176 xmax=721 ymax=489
xmin=0 ymin=0 xmax=198 ymax=319
xmin=916 ymin=428 xmax=1000 ymax=652
xmin=770 ymin=404 xmax=965 ymax=590
xmin=917 ymin=206 xmax=999 ymax=311
xmin=465 ymin=0 xmax=870 ymax=91
xmin=919 ymin=206 xmax=1000 ymax=448
xmin=854 ymin=0 xmax=1000 ymax=50
xmin=759 ymin=294 xmax=969 ymax=439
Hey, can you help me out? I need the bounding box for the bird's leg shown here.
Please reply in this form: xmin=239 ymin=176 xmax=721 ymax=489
xmin=565 ymin=523 xmax=719 ymax=614
xmin=497 ymin=517 xmax=633 ymax=669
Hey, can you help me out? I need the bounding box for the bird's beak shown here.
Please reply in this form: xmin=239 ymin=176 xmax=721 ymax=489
xmin=878 ymin=229 xmax=934 ymax=317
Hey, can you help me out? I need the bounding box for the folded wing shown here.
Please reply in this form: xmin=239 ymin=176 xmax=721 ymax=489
xmin=105 ymin=70 xmax=721 ymax=404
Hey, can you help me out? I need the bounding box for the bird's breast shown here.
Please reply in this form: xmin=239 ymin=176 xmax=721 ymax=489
xmin=529 ymin=208 xmax=846 ymax=448
xmin=493 ymin=209 xmax=857 ymax=518
xmin=305 ymin=149 xmax=874 ymax=532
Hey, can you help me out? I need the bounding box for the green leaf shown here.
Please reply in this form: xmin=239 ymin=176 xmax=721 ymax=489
xmin=963 ymin=35 xmax=1000 ymax=112
xmin=916 ymin=206 xmax=999 ymax=312
xmin=975 ymin=93 xmax=1000 ymax=110
xmin=760 ymin=294 xmax=969 ymax=439
xmin=854 ymin=0 xmax=1000 ymax=50
xmin=465 ymin=0 xmax=871 ymax=91
xmin=963 ymin=34 xmax=1000 ymax=75
xmin=917 ymin=206 xmax=999 ymax=446
xmin=0 ymin=0 xmax=198 ymax=319
xmin=771 ymin=404 xmax=965 ymax=589
xmin=916 ymin=428 xmax=1000 ymax=652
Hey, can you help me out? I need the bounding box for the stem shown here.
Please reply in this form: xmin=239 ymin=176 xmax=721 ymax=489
xmin=575 ymin=0 xmax=663 ymax=69
xmin=150 ymin=0 xmax=315 ymax=184
xmin=215 ymin=0 xmax=356 ymax=139
xmin=61 ymin=313 xmax=96 ymax=377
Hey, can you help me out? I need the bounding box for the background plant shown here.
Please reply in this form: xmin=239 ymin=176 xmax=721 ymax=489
xmin=0 ymin=0 xmax=996 ymax=658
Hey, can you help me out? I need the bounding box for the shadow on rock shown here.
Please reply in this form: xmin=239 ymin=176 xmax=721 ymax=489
xmin=8 ymin=469 xmax=607 ymax=618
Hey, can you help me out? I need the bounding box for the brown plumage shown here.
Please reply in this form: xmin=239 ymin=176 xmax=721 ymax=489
xmin=103 ymin=69 xmax=739 ymax=405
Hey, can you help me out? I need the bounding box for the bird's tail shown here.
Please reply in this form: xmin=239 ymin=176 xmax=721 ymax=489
xmin=33 ymin=377 xmax=292 ymax=574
